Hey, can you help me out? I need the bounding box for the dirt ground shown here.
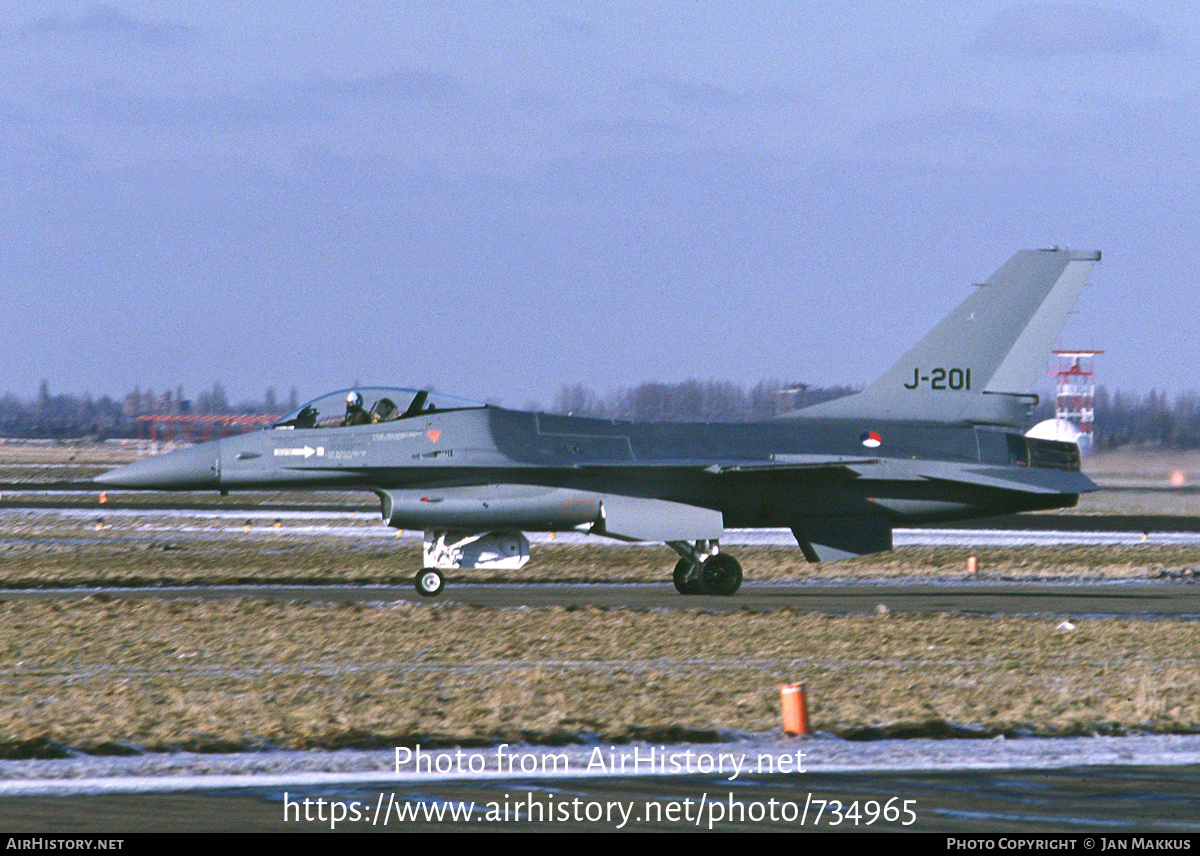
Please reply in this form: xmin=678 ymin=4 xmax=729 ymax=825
xmin=2 ymin=594 xmax=1198 ymax=756
xmin=2 ymin=440 xmax=1199 ymax=756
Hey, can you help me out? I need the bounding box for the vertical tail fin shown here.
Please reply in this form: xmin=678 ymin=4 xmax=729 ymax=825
xmin=794 ymin=248 xmax=1100 ymax=427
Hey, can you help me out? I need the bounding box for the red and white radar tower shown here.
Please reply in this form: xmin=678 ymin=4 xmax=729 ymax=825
xmin=1051 ymin=349 xmax=1103 ymax=444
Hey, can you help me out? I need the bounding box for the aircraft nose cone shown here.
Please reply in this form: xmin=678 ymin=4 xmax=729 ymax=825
xmin=95 ymin=442 xmax=221 ymax=490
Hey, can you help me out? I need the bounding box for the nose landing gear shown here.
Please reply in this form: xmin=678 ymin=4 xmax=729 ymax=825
xmin=415 ymin=568 xmax=445 ymax=597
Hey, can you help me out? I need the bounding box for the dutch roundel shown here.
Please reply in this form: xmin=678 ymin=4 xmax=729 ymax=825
xmin=860 ymin=430 xmax=882 ymax=448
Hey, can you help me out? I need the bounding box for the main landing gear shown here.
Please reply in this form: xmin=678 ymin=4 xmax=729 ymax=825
xmin=409 ymin=533 xmax=744 ymax=598
xmin=668 ymin=540 xmax=743 ymax=596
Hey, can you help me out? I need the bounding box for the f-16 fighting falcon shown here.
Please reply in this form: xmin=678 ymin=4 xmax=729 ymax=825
xmin=97 ymin=248 xmax=1101 ymax=598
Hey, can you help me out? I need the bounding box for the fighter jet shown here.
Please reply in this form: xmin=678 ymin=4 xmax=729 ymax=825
xmin=97 ymin=247 xmax=1100 ymax=597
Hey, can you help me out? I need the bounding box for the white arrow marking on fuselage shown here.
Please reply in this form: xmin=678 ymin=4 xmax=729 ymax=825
xmin=273 ymin=446 xmax=321 ymax=458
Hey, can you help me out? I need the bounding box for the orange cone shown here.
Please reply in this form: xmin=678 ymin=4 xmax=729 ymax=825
xmin=781 ymin=683 xmax=809 ymax=735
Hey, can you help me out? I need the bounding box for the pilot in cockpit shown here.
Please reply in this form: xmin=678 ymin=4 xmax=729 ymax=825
xmin=342 ymin=390 xmax=370 ymax=426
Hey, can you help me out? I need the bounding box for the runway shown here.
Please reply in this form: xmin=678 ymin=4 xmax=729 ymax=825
xmin=4 ymin=579 xmax=1200 ymax=619
xmin=7 ymin=494 xmax=1200 ymax=544
xmin=4 ymin=499 xmax=1200 ymax=616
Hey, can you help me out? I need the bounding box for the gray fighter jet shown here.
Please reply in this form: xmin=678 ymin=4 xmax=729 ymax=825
xmin=97 ymin=247 xmax=1101 ymax=597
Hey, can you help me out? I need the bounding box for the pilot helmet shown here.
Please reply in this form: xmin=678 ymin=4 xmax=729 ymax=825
xmin=346 ymin=390 xmax=364 ymax=409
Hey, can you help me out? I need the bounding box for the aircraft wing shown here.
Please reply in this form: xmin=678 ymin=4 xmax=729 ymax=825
xmin=568 ymin=454 xmax=879 ymax=476
xmin=708 ymin=454 xmax=881 ymax=474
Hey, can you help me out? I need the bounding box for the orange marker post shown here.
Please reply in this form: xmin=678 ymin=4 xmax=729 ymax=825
xmin=967 ymin=555 xmax=978 ymax=574
xmin=780 ymin=683 xmax=809 ymax=735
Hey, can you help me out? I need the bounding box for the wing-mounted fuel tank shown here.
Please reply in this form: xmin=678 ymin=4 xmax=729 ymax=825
xmin=374 ymin=485 xmax=724 ymax=541
xmin=376 ymin=484 xmax=602 ymax=531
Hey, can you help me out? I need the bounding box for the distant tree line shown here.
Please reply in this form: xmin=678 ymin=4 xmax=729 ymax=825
xmin=550 ymin=379 xmax=858 ymax=422
xmin=1090 ymin=388 xmax=1200 ymax=449
xmin=5 ymin=379 xmax=1200 ymax=450
xmin=0 ymin=382 xmax=296 ymax=439
xmin=546 ymin=382 xmax=1200 ymax=451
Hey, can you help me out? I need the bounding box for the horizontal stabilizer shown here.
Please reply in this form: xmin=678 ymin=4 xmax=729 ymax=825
xmin=919 ymin=464 xmax=1097 ymax=495
xmin=792 ymin=515 xmax=893 ymax=563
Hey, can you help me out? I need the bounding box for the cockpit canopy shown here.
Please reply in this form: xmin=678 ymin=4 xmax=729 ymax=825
xmin=270 ymin=387 xmax=486 ymax=430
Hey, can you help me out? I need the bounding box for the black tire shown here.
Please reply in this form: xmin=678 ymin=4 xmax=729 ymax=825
xmin=673 ymin=558 xmax=702 ymax=595
xmin=700 ymin=553 xmax=743 ymax=596
xmin=415 ymin=568 xmax=445 ymax=597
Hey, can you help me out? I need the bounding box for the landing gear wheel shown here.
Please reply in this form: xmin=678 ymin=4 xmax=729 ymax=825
xmin=673 ymin=558 xmax=703 ymax=595
xmin=415 ymin=568 xmax=445 ymax=597
xmin=700 ymin=553 xmax=743 ymax=596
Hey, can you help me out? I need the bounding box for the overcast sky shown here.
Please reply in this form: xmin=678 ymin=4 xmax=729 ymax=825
xmin=2 ymin=2 xmax=1196 ymax=408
